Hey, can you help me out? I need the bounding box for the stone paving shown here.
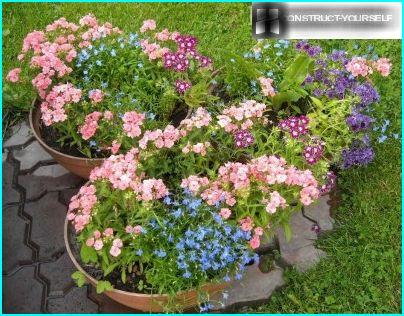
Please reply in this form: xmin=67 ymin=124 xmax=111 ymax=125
xmin=2 ymin=121 xmax=336 ymax=313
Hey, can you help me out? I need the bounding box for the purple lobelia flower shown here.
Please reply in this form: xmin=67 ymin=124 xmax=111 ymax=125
xmin=233 ymin=129 xmax=254 ymax=148
xmin=341 ymin=144 xmax=374 ymax=168
xmin=175 ymin=80 xmax=192 ymax=94
xmin=346 ymin=112 xmax=373 ymax=132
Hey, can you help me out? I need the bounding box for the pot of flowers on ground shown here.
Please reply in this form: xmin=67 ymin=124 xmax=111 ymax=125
xmin=7 ymin=16 xmax=217 ymax=179
xmin=219 ymin=39 xmax=392 ymax=193
xmin=64 ymin=89 xmax=334 ymax=311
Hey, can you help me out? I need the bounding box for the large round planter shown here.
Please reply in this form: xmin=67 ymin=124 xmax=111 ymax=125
xmin=64 ymin=217 xmax=227 ymax=312
xmin=29 ymin=100 xmax=104 ymax=179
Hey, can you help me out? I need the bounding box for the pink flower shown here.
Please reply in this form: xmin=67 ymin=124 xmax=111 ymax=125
xmin=104 ymin=111 xmax=113 ymax=120
xmin=258 ymin=77 xmax=276 ymax=97
xmin=265 ymin=191 xmax=287 ymax=214
xmin=103 ymin=228 xmax=113 ymax=237
xmin=373 ymin=57 xmax=392 ymax=77
xmin=133 ymin=225 xmax=142 ymax=235
xmin=139 ymin=179 xmax=169 ymax=201
xmin=239 ymin=217 xmax=253 ymax=232
xmin=122 ymin=111 xmax=145 ymax=138
xmin=79 ymin=111 xmax=103 ymax=140
xmin=125 ymin=225 xmax=134 ymax=233
xmin=109 ymin=246 xmax=121 ymax=257
xmin=6 ymin=68 xmax=21 ymax=83
xmin=249 ymin=235 xmax=260 ymax=249
xmin=140 ymin=19 xmax=156 ymax=33
xmin=93 ymin=230 xmax=101 ymax=239
xmin=112 ymin=238 xmax=123 ymax=248
xmin=345 ymin=57 xmax=373 ymax=77
xmin=110 ymin=140 xmax=121 ymax=154
xmin=155 ymin=28 xmax=170 ymax=41
xmin=254 ymin=227 xmax=264 ymax=236
xmin=86 ymin=237 xmax=95 ymax=247
xmin=219 ymin=208 xmax=232 ymax=219
xmin=94 ymin=239 xmax=103 ymax=250
xmin=181 ymin=175 xmax=209 ymax=193
xmin=88 ymin=89 xmax=104 ymax=103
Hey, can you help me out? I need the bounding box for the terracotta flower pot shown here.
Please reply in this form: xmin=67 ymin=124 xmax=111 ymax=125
xmin=29 ymin=100 xmax=104 ymax=179
xmin=64 ymin=217 xmax=227 ymax=312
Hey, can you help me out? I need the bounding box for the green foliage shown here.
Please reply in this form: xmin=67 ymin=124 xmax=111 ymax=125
xmin=96 ymin=280 xmax=114 ymax=294
xmin=71 ymin=271 xmax=86 ymax=287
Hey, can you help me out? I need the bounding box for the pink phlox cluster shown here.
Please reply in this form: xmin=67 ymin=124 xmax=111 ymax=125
xmin=265 ymin=191 xmax=287 ymax=214
xmin=89 ymin=149 xmax=169 ymax=201
xmin=345 ymin=56 xmax=373 ymax=77
xmin=155 ymin=28 xmax=170 ymax=41
xmin=88 ymin=89 xmax=104 ymax=103
xmin=278 ymin=115 xmax=309 ymax=138
xmin=218 ymin=162 xmax=250 ymax=190
xmin=179 ymin=107 xmax=212 ymax=135
xmin=182 ymin=142 xmax=211 ymax=156
xmin=89 ymin=148 xmax=141 ymax=190
xmin=79 ymin=111 xmax=103 ymax=140
xmin=40 ymin=83 xmax=82 ymax=126
xmin=122 ymin=111 xmax=146 ymax=138
xmin=258 ymin=77 xmax=276 ymax=97
xmin=6 ymin=68 xmax=21 ymax=83
xmin=181 ymin=176 xmax=209 ymax=194
xmin=67 ymin=184 xmax=97 ymax=232
xmin=125 ymin=225 xmax=143 ymax=235
xmin=139 ymin=125 xmax=180 ymax=149
xmin=373 ymin=57 xmax=392 ymax=77
xmin=217 ymin=100 xmax=266 ymax=132
xmin=140 ymin=39 xmax=170 ymax=60
xmin=46 ymin=17 xmax=79 ymax=33
xmin=140 ymin=19 xmax=157 ymax=33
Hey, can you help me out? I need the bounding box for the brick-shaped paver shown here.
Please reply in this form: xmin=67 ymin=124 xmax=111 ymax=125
xmin=33 ymin=164 xmax=69 ymax=177
xmin=2 ymin=206 xmax=33 ymax=273
xmin=47 ymin=286 xmax=99 ymax=313
xmin=2 ymin=161 xmax=20 ymax=205
xmin=211 ymin=263 xmax=284 ymax=311
xmin=19 ymin=169 xmax=83 ymax=200
xmin=3 ymin=121 xmax=34 ymax=148
xmin=304 ymin=194 xmax=334 ymax=232
xmin=24 ymin=192 xmax=67 ymax=260
xmin=2 ymin=266 xmax=44 ymax=313
xmin=13 ymin=141 xmax=53 ymax=171
xmin=39 ymin=252 xmax=76 ymax=297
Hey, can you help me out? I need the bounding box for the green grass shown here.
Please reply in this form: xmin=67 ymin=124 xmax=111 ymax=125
xmin=2 ymin=3 xmax=402 ymax=313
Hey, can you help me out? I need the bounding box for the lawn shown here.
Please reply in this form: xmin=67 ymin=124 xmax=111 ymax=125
xmin=2 ymin=2 xmax=402 ymax=313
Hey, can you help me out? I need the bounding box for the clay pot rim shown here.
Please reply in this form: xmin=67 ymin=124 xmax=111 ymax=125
xmin=29 ymin=98 xmax=105 ymax=163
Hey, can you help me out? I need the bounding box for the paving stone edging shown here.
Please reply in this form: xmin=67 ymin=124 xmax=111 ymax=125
xmin=2 ymin=121 xmax=336 ymax=313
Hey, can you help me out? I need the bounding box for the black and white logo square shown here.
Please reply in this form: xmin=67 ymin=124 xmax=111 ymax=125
xmin=252 ymin=3 xmax=287 ymax=38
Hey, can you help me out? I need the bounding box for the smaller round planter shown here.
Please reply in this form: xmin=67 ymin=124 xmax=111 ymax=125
xmin=64 ymin=217 xmax=227 ymax=312
xmin=29 ymin=100 xmax=104 ymax=179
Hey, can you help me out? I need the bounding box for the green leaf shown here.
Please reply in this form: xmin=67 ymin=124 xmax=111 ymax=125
xmin=283 ymin=222 xmax=293 ymax=242
xmin=103 ymin=262 xmax=120 ymax=277
xmin=279 ymin=54 xmax=313 ymax=90
xmin=96 ymin=280 xmax=113 ymax=294
xmin=71 ymin=271 xmax=86 ymax=287
xmin=80 ymin=244 xmax=98 ymax=264
xmin=310 ymin=96 xmax=323 ymax=108
xmin=272 ymin=90 xmax=303 ymax=109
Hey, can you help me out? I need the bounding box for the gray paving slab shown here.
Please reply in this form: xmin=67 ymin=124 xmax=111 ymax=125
xmin=13 ymin=141 xmax=53 ymax=171
xmin=2 ymin=266 xmax=44 ymax=313
xmin=24 ymin=192 xmax=67 ymax=260
xmin=4 ymin=121 xmax=34 ymax=148
xmin=47 ymin=286 xmax=99 ymax=313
